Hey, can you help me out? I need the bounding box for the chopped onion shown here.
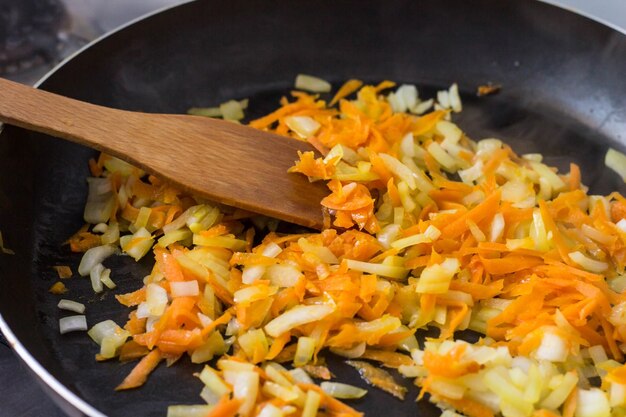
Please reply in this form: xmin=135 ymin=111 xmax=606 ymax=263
xmin=166 ymin=405 xmax=214 ymax=417
xmin=170 ymin=280 xmax=200 ymax=297
xmin=294 ymin=336 xmax=316 ymax=367
xmin=605 ymin=148 xmax=626 ymax=182
xmin=264 ymin=304 xmax=334 ymax=338
xmin=330 ymin=342 xmax=366 ymax=359
xmin=617 ymin=218 xmax=626 ymax=233
xmin=568 ymin=251 xmax=609 ymax=273
xmin=288 ymin=367 xmax=314 ymax=384
xmin=284 ymin=116 xmax=321 ymax=139
xmin=301 ymin=389 xmax=321 ymax=417
xmin=99 ymin=268 xmax=116 ymax=289
xmin=266 ymin=264 xmax=303 ymax=287
xmin=78 ymin=244 xmax=116 ymax=276
xmin=448 ymin=83 xmax=462 ymax=113
xmin=321 ymin=382 xmax=367 ymax=399
xmin=84 ymin=177 xmax=115 ymax=224
xmin=256 ymin=403 xmax=283 ymax=417
xmin=219 ymin=100 xmax=245 ymax=121
xmin=242 ymin=264 xmax=266 ymax=284
xmin=574 ymin=388 xmax=610 ymax=417
xmin=89 ymin=263 xmax=105 ymax=293
xmin=295 ymin=74 xmax=331 ymax=93
xmin=345 ymin=259 xmax=408 ymax=280
xmin=223 ymin=369 xmax=259 ymax=417
xmin=57 ymin=299 xmax=86 ymax=314
xmin=261 ymin=242 xmax=282 ymax=258
xmin=489 ymin=213 xmax=505 ymax=242
xmin=146 ymin=283 xmax=169 ymax=316
xmin=59 ymin=315 xmax=87 ymax=334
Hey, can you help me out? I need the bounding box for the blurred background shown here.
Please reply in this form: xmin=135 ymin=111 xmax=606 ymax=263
xmin=0 ymin=0 xmax=625 ymax=415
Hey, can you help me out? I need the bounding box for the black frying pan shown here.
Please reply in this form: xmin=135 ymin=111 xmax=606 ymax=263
xmin=1 ymin=0 xmax=626 ymax=415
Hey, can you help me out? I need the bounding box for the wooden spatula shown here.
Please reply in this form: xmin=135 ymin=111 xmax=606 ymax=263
xmin=0 ymin=77 xmax=327 ymax=229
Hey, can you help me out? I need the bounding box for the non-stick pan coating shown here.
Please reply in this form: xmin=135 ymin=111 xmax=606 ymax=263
xmin=1 ymin=0 xmax=625 ymax=415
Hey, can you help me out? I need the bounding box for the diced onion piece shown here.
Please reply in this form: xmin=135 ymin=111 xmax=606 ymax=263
xmin=330 ymin=342 xmax=366 ymax=359
xmin=294 ymin=336 xmax=316 ymax=367
xmin=529 ymin=161 xmax=566 ymax=193
xmin=188 ymin=106 xmax=222 ymax=117
xmin=618 ymin=218 xmax=626 ymax=233
xmin=84 ymin=177 xmax=115 ymax=224
xmin=89 ymin=263 xmax=105 ymax=293
xmin=101 ymin=222 xmax=119 ymax=245
xmin=170 ymin=280 xmax=200 ymax=297
xmin=198 ymin=366 xmax=231 ymax=397
xmin=285 ymin=116 xmax=321 ymax=139
xmin=416 ymin=258 xmax=460 ymax=294
xmin=459 ymin=160 xmax=484 ymax=184
xmin=297 ymin=238 xmax=338 ymax=264
xmin=223 ymin=370 xmax=259 ymax=417
xmin=146 ymin=283 xmax=169 ymax=316
xmin=436 ymin=120 xmax=462 ymax=144
xmin=120 ymin=227 xmax=154 ymax=261
xmin=288 ymin=367 xmax=314 ymax=384
xmin=191 ymin=331 xmax=226 ymax=364
xmin=301 ymin=389 xmax=321 ymax=417
xmin=92 ymin=223 xmax=108 ymax=234
xmin=568 ymin=251 xmax=609 ymax=273
xmin=193 ymin=235 xmax=247 ymax=251
xmin=262 ymin=242 xmax=282 ymax=258
xmin=158 ymin=229 xmax=192 ymax=248
xmin=57 ymin=299 xmax=86 ymax=314
xmin=219 ymin=100 xmax=245 ymax=121
xmin=295 ymin=74 xmax=331 ymax=93
xmin=412 ymin=98 xmax=433 ymax=115
xmin=266 ymin=264 xmax=303 ymax=287
xmin=574 ymin=388 xmax=610 ymax=417
xmin=605 ymin=148 xmax=626 ymax=182
xmin=534 ymin=330 xmax=569 ymax=362
xmin=263 ymin=362 xmax=293 ymax=387
xmin=103 ymin=156 xmax=144 ymax=177
xmin=242 ymin=264 xmax=266 ymax=285
xmin=489 ymin=213 xmax=505 ymax=242
xmin=166 ymin=405 xmax=214 ymax=417
xmin=427 ymin=142 xmax=457 ymax=172
xmin=234 ymin=285 xmax=278 ymax=304
xmin=321 ymin=382 xmax=367 ymax=399
xmin=265 ymin=304 xmax=334 ymax=338
xmin=100 ymin=267 xmax=116 ymax=289
xmin=448 ymin=83 xmax=462 ymax=113
xmin=262 ymin=381 xmax=299 ymax=403
xmin=256 ymin=403 xmax=284 ymax=417
xmin=378 ymin=153 xmax=417 ymax=190
xmin=581 ymin=224 xmax=614 ymax=245
xmin=345 ymin=259 xmax=408 ymax=280
xmin=78 ymin=245 xmax=116 ymax=276
xmin=610 ymin=382 xmax=626 ymax=407
xmin=391 ymin=225 xmax=441 ymax=250
xmin=59 ymin=315 xmax=87 ymax=334
xmin=238 ymin=329 xmax=269 ymax=363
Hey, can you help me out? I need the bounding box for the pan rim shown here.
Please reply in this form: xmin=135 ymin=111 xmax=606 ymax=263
xmin=538 ymin=0 xmax=626 ymax=35
xmin=0 ymin=1 xmax=195 ymax=415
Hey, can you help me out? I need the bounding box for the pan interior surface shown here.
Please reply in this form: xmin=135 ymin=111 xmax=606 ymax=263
xmin=0 ymin=0 xmax=625 ymax=416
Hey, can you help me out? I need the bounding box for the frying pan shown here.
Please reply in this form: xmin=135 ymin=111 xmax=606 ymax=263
xmin=1 ymin=0 xmax=626 ymax=415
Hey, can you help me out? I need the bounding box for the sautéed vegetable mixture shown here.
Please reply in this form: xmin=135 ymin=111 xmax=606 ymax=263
xmin=62 ymin=76 xmax=626 ymax=417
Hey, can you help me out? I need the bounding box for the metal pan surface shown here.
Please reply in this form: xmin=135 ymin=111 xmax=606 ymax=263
xmin=1 ymin=0 xmax=626 ymax=415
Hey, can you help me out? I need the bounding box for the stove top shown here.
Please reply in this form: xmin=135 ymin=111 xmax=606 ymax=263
xmin=0 ymin=0 xmax=186 ymax=85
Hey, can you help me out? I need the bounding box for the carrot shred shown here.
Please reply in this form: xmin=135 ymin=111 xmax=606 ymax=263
xmin=115 ymin=348 xmax=163 ymax=390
